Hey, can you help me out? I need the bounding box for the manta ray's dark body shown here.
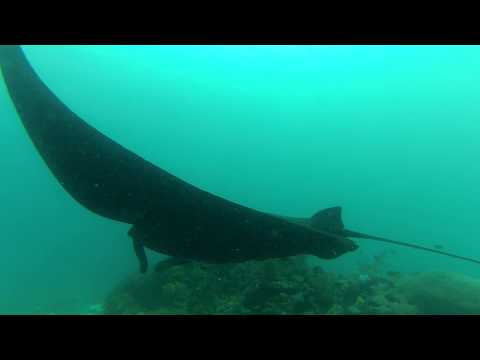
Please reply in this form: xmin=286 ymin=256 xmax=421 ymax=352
xmin=1 ymin=45 xmax=478 ymax=273
xmin=0 ymin=45 xmax=360 ymax=272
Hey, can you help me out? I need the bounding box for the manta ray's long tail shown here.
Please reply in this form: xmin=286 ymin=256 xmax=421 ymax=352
xmin=309 ymin=207 xmax=480 ymax=266
xmin=343 ymin=229 xmax=480 ymax=265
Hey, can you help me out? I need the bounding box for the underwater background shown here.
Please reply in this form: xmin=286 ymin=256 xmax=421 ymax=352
xmin=1 ymin=45 xmax=479 ymax=314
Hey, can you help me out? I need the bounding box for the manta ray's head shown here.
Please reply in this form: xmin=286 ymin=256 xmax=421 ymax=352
xmin=311 ymin=235 xmax=359 ymax=259
xmin=332 ymin=237 xmax=359 ymax=257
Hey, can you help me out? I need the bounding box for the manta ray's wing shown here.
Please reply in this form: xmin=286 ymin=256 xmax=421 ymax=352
xmin=0 ymin=45 xmax=202 ymax=224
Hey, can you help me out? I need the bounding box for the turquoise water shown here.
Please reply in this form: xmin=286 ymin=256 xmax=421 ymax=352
xmin=1 ymin=45 xmax=479 ymax=314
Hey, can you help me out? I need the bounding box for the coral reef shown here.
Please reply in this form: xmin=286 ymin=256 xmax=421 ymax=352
xmin=103 ymin=256 xmax=480 ymax=315
xmin=396 ymin=272 xmax=480 ymax=315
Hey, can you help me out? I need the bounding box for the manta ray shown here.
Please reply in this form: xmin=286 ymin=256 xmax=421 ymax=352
xmin=1 ymin=45 xmax=478 ymax=274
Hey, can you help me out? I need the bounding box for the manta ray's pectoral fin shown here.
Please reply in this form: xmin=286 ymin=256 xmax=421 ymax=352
xmin=132 ymin=237 xmax=148 ymax=274
xmin=154 ymin=257 xmax=193 ymax=273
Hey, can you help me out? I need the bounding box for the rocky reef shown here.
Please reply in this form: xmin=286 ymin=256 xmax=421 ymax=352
xmin=397 ymin=272 xmax=480 ymax=314
xmin=103 ymin=256 xmax=480 ymax=315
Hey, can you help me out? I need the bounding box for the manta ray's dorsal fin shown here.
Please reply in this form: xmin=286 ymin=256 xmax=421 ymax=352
xmin=309 ymin=206 xmax=345 ymax=234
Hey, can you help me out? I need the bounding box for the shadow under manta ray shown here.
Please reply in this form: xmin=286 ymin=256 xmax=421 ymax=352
xmin=1 ymin=45 xmax=479 ymax=274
